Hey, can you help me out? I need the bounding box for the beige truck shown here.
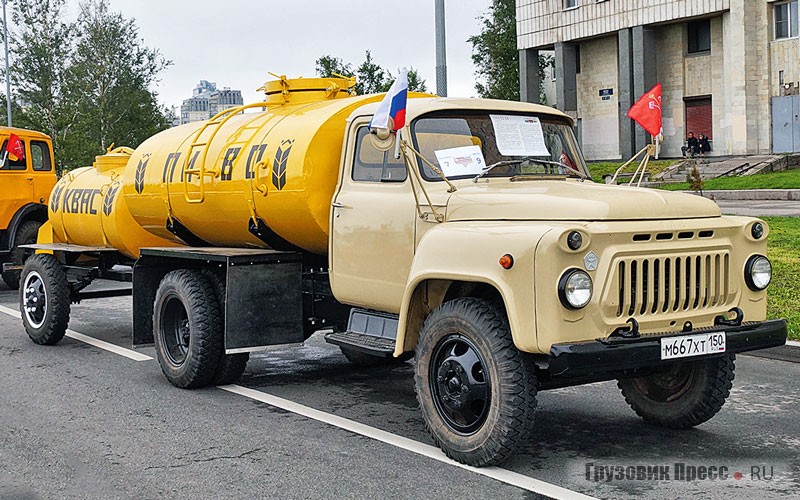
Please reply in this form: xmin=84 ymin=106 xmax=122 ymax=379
xmin=18 ymin=77 xmax=786 ymax=467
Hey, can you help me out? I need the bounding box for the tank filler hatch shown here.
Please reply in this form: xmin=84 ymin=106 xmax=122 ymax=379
xmin=257 ymin=74 xmax=357 ymax=106
xmin=93 ymin=145 xmax=134 ymax=173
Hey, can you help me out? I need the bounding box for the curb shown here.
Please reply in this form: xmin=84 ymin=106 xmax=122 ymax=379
xmin=743 ymin=340 xmax=800 ymax=363
xmin=684 ymin=189 xmax=800 ymax=201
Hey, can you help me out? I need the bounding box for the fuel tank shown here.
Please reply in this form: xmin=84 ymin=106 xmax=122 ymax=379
xmin=48 ymin=77 xmax=389 ymax=258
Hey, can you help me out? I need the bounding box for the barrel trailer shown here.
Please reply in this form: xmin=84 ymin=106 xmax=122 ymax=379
xmin=17 ymin=76 xmax=787 ymax=467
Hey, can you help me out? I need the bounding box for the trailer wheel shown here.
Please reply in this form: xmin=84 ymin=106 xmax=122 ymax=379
xmin=340 ymin=347 xmax=413 ymax=367
xmin=201 ymin=269 xmax=249 ymax=385
xmin=153 ymin=270 xmax=223 ymax=389
xmin=414 ymin=298 xmax=537 ymax=467
xmin=3 ymin=220 xmax=42 ymax=290
xmin=19 ymin=253 xmax=70 ymax=345
xmin=618 ymin=354 xmax=735 ymax=428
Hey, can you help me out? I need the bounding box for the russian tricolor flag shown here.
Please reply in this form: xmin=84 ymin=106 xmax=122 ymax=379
xmin=369 ymin=70 xmax=408 ymax=131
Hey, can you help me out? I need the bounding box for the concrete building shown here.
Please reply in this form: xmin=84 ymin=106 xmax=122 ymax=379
xmin=517 ymin=0 xmax=800 ymax=160
xmin=179 ymin=80 xmax=243 ymax=125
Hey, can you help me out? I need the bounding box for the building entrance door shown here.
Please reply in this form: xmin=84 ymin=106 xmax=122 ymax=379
xmin=772 ymin=95 xmax=800 ymax=153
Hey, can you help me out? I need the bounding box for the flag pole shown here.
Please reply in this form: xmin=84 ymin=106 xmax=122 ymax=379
xmin=2 ymin=0 xmax=11 ymax=126
xmin=394 ymin=129 xmax=402 ymax=160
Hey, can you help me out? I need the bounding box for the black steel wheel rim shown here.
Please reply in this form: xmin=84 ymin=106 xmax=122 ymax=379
xmin=160 ymin=294 xmax=191 ymax=365
xmin=635 ymin=363 xmax=695 ymax=402
xmin=429 ymin=333 xmax=491 ymax=435
xmin=22 ymin=271 xmax=47 ymax=328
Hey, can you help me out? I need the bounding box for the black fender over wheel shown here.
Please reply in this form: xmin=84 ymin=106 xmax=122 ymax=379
xmin=414 ymin=297 xmax=538 ymax=467
xmin=153 ymin=270 xmax=223 ymax=389
xmin=19 ymin=253 xmax=70 ymax=345
xmin=201 ymin=269 xmax=249 ymax=385
xmin=3 ymin=220 xmax=42 ymax=290
xmin=618 ymin=354 xmax=736 ymax=428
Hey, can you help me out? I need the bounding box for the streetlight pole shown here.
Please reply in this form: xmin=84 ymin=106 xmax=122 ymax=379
xmin=435 ymin=0 xmax=447 ymax=97
xmin=2 ymin=0 xmax=11 ymax=127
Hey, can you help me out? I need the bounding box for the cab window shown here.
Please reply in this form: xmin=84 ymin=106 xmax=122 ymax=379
xmin=1 ymin=139 xmax=27 ymax=171
xmin=352 ymin=126 xmax=407 ymax=182
xmin=30 ymin=141 xmax=52 ymax=171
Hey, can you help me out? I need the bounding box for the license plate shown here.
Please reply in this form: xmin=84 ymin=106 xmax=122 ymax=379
xmin=660 ymin=332 xmax=727 ymax=360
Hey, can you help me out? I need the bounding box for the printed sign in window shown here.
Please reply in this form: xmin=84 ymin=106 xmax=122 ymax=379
xmin=434 ymin=145 xmax=486 ymax=177
xmin=490 ymin=115 xmax=550 ymax=157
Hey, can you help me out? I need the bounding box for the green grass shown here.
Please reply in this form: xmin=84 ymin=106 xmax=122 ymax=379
xmin=587 ymin=160 xmax=677 ymax=181
xmin=762 ymin=217 xmax=800 ymax=340
xmin=658 ymin=168 xmax=800 ymax=191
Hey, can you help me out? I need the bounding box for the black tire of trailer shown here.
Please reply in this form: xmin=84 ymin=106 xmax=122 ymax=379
xmin=414 ymin=297 xmax=538 ymax=467
xmin=200 ymin=269 xmax=249 ymax=385
xmin=340 ymin=347 xmax=413 ymax=367
xmin=19 ymin=253 xmax=70 ymax=345
xmin=617 ymin=354 xmax=736 ymax=428
xmin=153 ymin=270 xmax=223 ymax=389
xmin=3 ymin=220 xmax=42 ymax=290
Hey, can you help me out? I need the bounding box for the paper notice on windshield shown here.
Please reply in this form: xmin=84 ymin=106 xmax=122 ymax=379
xmin=434 ymin=145 xmax=486 ymax=177
xmin=490 ymin=114 xmax=550 ymax=157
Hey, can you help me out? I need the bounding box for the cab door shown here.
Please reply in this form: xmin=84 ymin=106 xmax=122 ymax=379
xmin=329 ymin=119 xmax=416 ymax=313
xmin=0 ymin=136 xmax=33 ymax=230
xmin=28 ymin=140 xmax=56 ymax=205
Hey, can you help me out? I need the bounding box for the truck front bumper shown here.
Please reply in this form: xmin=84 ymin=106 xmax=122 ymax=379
xmin=547 ymin=319 xmax=787 ymax=381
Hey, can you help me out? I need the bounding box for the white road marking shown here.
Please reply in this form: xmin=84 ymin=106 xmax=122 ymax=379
xmin=220 ymin=384 xmax=596 ymax=500
xmin=787 ymin=340 xmax=800 ymax=348
xmin=0 ymin=304 xmax=152 ymax=362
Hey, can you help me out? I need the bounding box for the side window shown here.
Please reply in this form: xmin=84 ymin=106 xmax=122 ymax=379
xmin=30 ymin=141 xmax=52 ymax=171
xmin=352 ymin=126 xmax=407 ymax=182
xmin=1 ymin=139 xmax=28 ymax=171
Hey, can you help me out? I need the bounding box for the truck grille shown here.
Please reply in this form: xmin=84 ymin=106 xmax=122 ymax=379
xmin=614 ymin=252 xmax=731 ymax=318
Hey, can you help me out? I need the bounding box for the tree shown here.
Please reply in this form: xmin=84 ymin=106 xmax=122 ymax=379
xmin=315 ymin=51 xmax=428 ymax=94
xmin=469 ymin=0 xmax=550 ymax=103
xmin=69 ymin=0 xmax=172 ymax=159
xmin=3 ymin=0 xmax=77 ymax=158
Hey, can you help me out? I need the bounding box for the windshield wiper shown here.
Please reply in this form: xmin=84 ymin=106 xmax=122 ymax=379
xmin=473 ymin=157 xmax=587 ymax=183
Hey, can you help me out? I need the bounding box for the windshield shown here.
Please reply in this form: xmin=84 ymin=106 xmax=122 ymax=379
xmin=410 ymin=112 xmax=588 ymax=181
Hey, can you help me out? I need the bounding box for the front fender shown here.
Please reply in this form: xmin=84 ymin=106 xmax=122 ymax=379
xmin=395 ymin=222 xmax=554 ymax=356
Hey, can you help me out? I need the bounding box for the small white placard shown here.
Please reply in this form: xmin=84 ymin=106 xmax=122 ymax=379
xmin=434 ymin=145 xmax=486 ymax=177
xmin=490 ymin=114 xmax=550 ymax=157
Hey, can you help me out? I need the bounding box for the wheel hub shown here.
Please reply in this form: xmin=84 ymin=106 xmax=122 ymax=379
xmin=22 ymin=271 xmax=47 ymax=329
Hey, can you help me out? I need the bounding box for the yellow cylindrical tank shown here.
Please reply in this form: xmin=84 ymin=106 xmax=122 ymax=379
xmin=47 ymin=76 xmax=406 ymax=258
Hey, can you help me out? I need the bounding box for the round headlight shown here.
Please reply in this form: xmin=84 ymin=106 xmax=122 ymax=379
xmin=567 ymin=231 xmax=583 ymax=250
xmin=745 ymin=255 xmax=772 ymax=290
xmin=751 ymin=222 xmax=764 ymax=240
xmin=559 ymin=269 xmax=593 ymax=309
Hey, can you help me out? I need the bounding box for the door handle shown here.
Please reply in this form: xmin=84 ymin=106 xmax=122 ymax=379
xmin=331 ymin=201 xmax=351 ymax=209
xmin=26 ymin=177 xmax=33 ymax=181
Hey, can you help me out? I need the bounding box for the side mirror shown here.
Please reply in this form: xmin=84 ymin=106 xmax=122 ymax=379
xmin=369 ymin=128 xmax=395 ymax=152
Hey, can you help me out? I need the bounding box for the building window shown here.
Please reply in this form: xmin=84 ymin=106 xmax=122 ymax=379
xmin=564 ymin=0 xmax=578 ymax=9
xmin=687 ymin=19 xmax=711 ymax=53
xmin=775 ymin=1 xmax=799 ymax=39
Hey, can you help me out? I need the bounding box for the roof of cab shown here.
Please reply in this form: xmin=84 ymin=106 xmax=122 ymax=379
xmin=347 ymin=95 xmax=572 ymax=125
xmin=0 ymin=126 xmax=52 ymax=141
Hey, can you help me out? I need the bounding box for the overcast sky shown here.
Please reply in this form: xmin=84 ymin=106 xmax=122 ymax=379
xmin=61 ymin=0 xmax=493 ymax=110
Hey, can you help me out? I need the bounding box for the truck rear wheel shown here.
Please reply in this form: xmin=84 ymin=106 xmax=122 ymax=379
xmin=19 ymin=253 xmax=70 ymax=345
xmin=153 ymin=270 xmax=223 ymax=389
xmin=3 ymin=220 xmax=42 ymax=289
xmin=201 ymin=269 xmax=249 ymax=385
xmin=618 ymin=354 xmax=735 ymax=428
xmin=414 ymin=298 xmax=537 ymax=467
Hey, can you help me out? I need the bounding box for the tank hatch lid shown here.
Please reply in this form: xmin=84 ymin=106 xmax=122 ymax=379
xmin=93 ymin=145 xmax=134 ymax=173
xmin=258 ymin=74 xmax=357 ymax=106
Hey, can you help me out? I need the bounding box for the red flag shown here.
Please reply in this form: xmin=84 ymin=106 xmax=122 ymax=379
xmin=5 ymin=133 xmax=25 ymax=162
xmin=627 ymin=83 xmax=662 ymax=136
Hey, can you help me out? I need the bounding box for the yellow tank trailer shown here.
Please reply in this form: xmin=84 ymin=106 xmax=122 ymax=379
xmin=19 ymin=75 xmax=787 ymax=468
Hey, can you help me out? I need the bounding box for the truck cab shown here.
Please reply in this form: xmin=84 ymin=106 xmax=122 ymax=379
xmin=0 ymin=127 xmax=56 ymax=288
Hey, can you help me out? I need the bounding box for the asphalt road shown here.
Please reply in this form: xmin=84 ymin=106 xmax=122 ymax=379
xmin=1 ymin=283 xmax=798 ymax=500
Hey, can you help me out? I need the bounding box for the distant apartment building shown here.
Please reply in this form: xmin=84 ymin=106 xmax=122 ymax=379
xmin=179 ymin=80 xmax=243 ymax=125
xmin=517 ymin=0 xmax=800 ymax=160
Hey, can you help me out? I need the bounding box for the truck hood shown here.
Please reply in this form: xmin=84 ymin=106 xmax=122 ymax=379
xmin=445 ymin=181 xmax=721 ymax=221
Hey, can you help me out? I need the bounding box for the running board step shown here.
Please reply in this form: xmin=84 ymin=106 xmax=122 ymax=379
xmin=325 ymin=331 xmax=396 ymax=358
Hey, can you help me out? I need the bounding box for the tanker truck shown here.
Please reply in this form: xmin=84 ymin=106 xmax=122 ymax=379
xmin=17 ymin=75 xmax=786 ymax=467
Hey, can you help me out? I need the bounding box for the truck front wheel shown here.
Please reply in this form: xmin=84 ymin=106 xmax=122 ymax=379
xmin=19 ymin=253 xmax=70 ymax=345
xmin=153 ymin=270 xmax=223 ymax=389
xmin=3 ymin=220 xmax=42 ymax=289
xmin=618 ymin=354 xmax=735 ymax=428
xmin=414 ymin=298 xmax=537 ymax=467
